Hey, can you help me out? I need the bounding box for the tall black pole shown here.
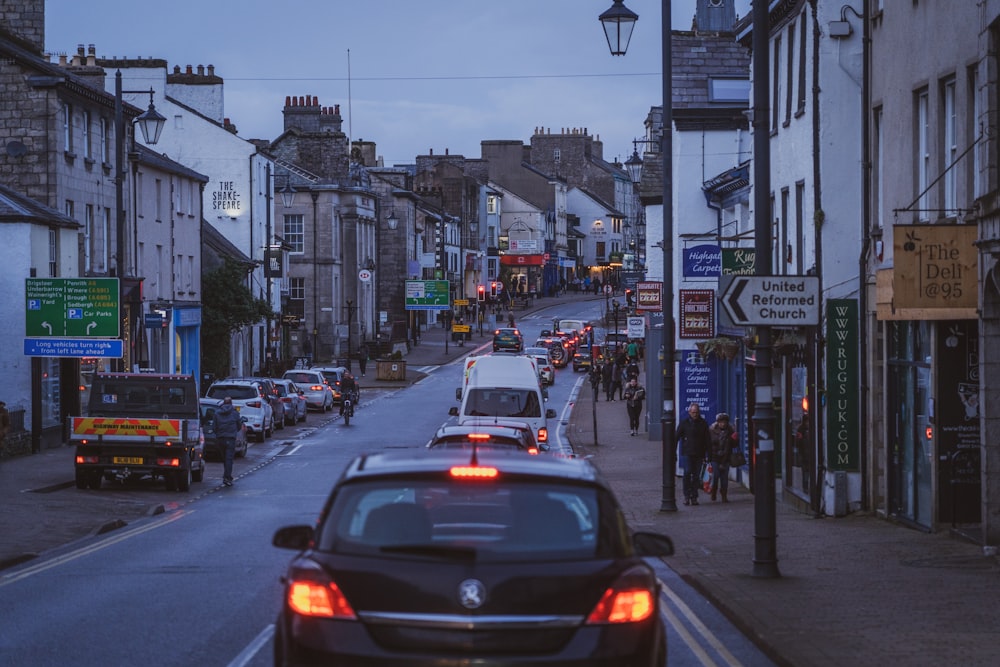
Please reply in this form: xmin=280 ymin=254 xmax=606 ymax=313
xmin=659 ymin=0 xmax=677 ymax=513
xmin=752 ymin=0 xmax=780 ymax=578
xmin=114 ymin=71 xmax=125 ymax=372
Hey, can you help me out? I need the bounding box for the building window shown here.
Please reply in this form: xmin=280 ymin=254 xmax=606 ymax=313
xmin=48 ymin=228 xmax=58 ymax=277
xmin=916 ymin=89 xmax=930 ymax=221
xmin=785 ymin=21 xmax=795 ymax=126
xmin=98 ymin=207 xmax=110 ymax=273
xmin=708 ymin=78 xmax=750 ymax=103
xmin=487 ymin=194 xmax=497 ymax=214
xmin=797 ymin=12 xmax=807 ymax=114
xmin=63 ymin=103 xmax=73 ymax=152
xmin=873 ymin=106 xmax=884 ymax=229
xmin=780 ymin=187 xmax=790 ymax=275
xmin=795 ymin=181 xmax=805 ymax=274
xmin=612 ymin=218 xmax=622 ymax=234
xmin=155 ymin=178 xmax=163 ymax=222
xmin=84 ymin=204 xmax=95 ymax=272
xmin=82 ymin=110 xmax=92 ymax=159
xmin=553 ymin=148 xmax=561 ymax=163
xmin=100 ymin=117 xmax=110 ymax=164
xmin=942 ymin=78 xmax=957 ymax=215
xmin=284 ymin=214 xmax=304 ymax=253
xmin=772 ymin=36 xmax=782 ymax=132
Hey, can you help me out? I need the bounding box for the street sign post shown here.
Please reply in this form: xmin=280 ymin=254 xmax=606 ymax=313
xmin=720 ymin=276 xmax=819 ymax=326
xmin=404 ymin=280 xmax=451 ymax=310
xmin=25 ymin=277 xmax=120 ymax=337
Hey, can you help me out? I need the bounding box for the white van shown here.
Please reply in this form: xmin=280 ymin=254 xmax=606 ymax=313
xmin=449 ymin=355 xmax=556 ymax=445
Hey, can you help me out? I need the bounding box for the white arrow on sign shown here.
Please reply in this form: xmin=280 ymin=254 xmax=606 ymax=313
xmin=720 ymin=276 xmax=820 ymax=326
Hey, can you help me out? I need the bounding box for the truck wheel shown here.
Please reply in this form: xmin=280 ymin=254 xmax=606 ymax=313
xmin=87 ymin=471 xmax=102 ymax=490
xmin=192 ymin=461 xmax=205 ymax=483
xmin=176 ymin=467 xmax=192 ymax=492
xmin=75 ymin=470 xmax=88 ymax=489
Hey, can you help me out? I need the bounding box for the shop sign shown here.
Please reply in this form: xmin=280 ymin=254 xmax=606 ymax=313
xmin=636 ymin=281 xmax=662 ymax=312
xmin=682 ymin=244 xmax=721 ymax=277
xmin=892 ymin=224 xmax=977 ymax=312
xmin=679 ymin=289 xmax=715 ymax=339
xmin=826 ymin=299 xmax=859 ymax=471
xmin=722 ymin=248 xmax=755 ymax=275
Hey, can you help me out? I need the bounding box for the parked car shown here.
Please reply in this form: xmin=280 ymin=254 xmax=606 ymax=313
xmin=492 ymin=327 xmax=524 ymax=353
xmin=282 ymin=369 xmax=334 ymax=412
xmin=272 ymin=448 xmax=674 ymax=664
xmin=204 ymin=379 xmax=273 ymax=441
xmin=311 ymin=366 xmax=352 ymax=405
xmin=234 ymin=376 xmax=286 ymax=429
xmin=272 ymin=378 xmax=307 ymax=424
xmin=199 ymin=398 xmax=248 ymax=460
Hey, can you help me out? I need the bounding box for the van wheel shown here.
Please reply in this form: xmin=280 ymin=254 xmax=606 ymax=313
xmin=192 ymin=461 xmax=205 ymax=483
xmin=176 ymin=467 xmax=192 ymax=492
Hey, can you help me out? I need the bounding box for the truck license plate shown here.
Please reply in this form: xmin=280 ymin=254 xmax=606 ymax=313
xmin=113 ymin=456 xmax=144 ymax=465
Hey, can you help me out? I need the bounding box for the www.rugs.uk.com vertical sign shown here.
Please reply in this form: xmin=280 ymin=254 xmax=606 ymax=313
xmin=826 ymin=299 xmax=859 ymax=470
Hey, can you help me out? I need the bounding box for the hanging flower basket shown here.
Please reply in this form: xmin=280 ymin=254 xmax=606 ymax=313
xmin=695 ymin=337 xmax=741 ymax=361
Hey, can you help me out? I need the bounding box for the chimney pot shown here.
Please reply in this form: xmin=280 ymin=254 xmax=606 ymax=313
xmin=173 ymin=65 xmax=181 ymax=74
xmin=285 ymin=95 xmax=291 ymax=106
xmin=186 ymin=65 xmax=193 ymax=74
xmin=207 ymin=64 xmax=215 ymax=76
xmin=334 ymin=104 xmax=340 ymax=114
xmin=312 ymin=96 xmax=319 ymax=106
xmin=197 ymin=64 xmax=204 ymax=75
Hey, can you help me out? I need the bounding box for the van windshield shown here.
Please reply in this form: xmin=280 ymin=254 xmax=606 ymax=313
xmin=464 ymin=389 xmax=541 ymax=418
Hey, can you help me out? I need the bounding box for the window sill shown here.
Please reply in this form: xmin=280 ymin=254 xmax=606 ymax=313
xmin=63 ymin=151 xmax=77 ymax=163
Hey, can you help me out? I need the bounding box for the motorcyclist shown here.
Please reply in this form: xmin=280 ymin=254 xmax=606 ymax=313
xmin=339 ymin=371 xmax=358 ymax=415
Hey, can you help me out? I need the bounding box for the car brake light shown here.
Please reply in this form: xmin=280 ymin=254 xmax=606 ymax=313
xmin=538 ymin=428 xmax=548 ymax=442
xmin=450 ymin=466 xmax=499 ymax=479
xmin=76 ymin=455 xmax=99 ymax=464
xmin=247 ymin=400 xmax=261 ymax=408
xmin=156 ymin=458 xmax=180 ymax=467
xmin=288 ymin=580 xmax=357 ymax=619
xmin=310 ymin=385 xmax=324 ymax=391
xmin=585 ymin=566 xmax=658 ymax=624
xmin=527 ymin=446 xmax=539 ymax=455
xmin=467 ymin=434 xmax=492 ymax=441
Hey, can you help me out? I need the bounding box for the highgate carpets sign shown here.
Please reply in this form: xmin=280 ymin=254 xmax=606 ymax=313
xmin=826 ymin=299 xmax=859 ymax=471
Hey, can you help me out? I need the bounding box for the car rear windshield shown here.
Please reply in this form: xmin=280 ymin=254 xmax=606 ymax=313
xmin=88 ymin=379 xmax=194 ymax=414
xmin=284 ymin=372 xmax=319 ymax=384
xmin=206 ymin=385 xmax=258 ymax=401
xmin=464 ymin=389 xmax=540 ymax=418
xmin=317 ymin=479 xmax=620 ymax=562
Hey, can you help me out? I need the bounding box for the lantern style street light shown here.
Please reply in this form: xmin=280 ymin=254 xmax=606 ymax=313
xmin=600 ymin=0 xmax=677 ymax=512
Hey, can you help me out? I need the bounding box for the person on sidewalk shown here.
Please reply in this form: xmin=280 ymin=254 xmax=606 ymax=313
xmin=708 ymin=413 xmax=736 ymax=502
xmin=601 ymin=359 xmax=615 ymax=401
xmin=358 ymin=343 xmax=369 ymax=377
xmin=214 ymin=396 xmax=242 ymax=487
xmin=675 ymin=402 xmax=711 ymax=505
xmin=610 ymin=358 xmax=624 ymax=401
xmin=626 ymin=339 xmax=639 ymax=363
xmin=623 ymin=377 xmax=645 ymax=436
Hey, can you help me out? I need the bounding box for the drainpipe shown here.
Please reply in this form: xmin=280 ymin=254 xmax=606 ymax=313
xmin=810 ymin=0 xmax=825 ymax=517
xmin=857 ymin=0 xmax=872 ymax=512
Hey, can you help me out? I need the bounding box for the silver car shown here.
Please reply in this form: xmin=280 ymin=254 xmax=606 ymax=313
xmin=523 ymin=346 xmax=555 ymax=385
xmin=282 ymin=369 xmax=333 ymax=412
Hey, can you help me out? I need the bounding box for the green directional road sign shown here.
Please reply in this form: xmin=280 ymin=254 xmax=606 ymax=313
xmin=404 ymin=280 xmax=450 ymax=310
xmin=25 ymin=278 xmax=120 ymax=337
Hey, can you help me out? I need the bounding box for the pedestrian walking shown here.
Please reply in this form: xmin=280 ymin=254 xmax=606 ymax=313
xmin=675 ymin=402 xmax=711 ymax=506
xmin=589 ymin=363 xmax=602 ymax=402
xmin=624 ymin=358 xmax=640 ymax=382
xmin=626 ymin=339 xmax=639 ymax=362
xmin=610 ymin=358 xmax=624 ymax=401
xmin=214 ymin=396 xmax=242 ymax=487
xmin=708 ymin=413 xmax=737 ymax=502
xmin=623 ymin=378 xmax=646 ymax=436
xmin=601 ymin=359 xmax=615 ymax=401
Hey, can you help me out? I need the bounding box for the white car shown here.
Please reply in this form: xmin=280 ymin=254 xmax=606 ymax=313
xmin=523 ymin=346 xmax=555 ymax=386
xmin=205 ymin=380 xmax=274 ymax=441
xmin=282 ymin=369 xmax=334 ymax=412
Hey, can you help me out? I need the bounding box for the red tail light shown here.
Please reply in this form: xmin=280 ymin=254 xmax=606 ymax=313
xmin=287 ymin=566 xmax=357 ymax=619
xmin=585 ymin=566 xmax=658 ymax=624
xmin=247 ymin=400 xmax=262 ymax=408
xmin=450 ymin=466 xmax=499 ymax=479
xmin=310 ymin=385 xmax=324 ymax=391
xmin=537 ymin=428 xmax=548 ymax=442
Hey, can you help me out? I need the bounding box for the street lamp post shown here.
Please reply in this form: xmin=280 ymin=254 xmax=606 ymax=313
xmin=375 ymin=201 xmax=399 ymax=357
xmin=114 ymin=69 xmax=165 ymax=371
xmin=601 ymin=1 xmax=677 ymax=512
xmin=265 ymin=171 xmax=295 ymax=374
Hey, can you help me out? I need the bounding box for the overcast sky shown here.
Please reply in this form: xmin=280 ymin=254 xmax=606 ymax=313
xmin=46 ymin=0 xmax=751 ymax=167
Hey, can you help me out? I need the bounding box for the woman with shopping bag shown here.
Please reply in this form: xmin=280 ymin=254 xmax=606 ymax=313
xmin=708 ymin=413 xmax=737 ymax=502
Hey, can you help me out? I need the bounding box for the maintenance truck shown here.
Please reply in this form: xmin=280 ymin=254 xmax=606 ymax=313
xmin=70 ymin=373 xmax=206 ymax=491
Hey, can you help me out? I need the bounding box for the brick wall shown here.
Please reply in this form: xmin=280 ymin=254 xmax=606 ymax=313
xmin=0 ymin=0 xmax=45 ymax=54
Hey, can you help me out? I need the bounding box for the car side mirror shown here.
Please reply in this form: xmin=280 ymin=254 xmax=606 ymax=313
xmin=546 ymin=408 xmax=557 ymax=419
xmin=632 ymin=531 xmax=675 ymax=557
xmin=448 ymin=406 xmax=459 ymax=417
xmin=273 ymin=525 xmax=314 ymax=551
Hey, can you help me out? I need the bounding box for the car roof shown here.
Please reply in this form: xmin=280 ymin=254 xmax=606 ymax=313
xmin=343 ymin=448 xmax=602 ymax=484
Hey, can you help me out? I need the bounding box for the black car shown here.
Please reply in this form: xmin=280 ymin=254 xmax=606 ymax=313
xmin=272 ymin=449 xmax=674 ymax=665
xmin=198 ymin=398 xmax=248 ymax=460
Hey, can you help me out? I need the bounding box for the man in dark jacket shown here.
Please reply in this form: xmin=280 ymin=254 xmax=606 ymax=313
xmin=675 ymin=402 xmax=711 ymax=505
xmin=214 ymin=396 xmax=242 ymax=487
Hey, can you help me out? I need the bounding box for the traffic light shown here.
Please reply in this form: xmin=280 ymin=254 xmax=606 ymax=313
xmin=625 ymin=289 xmax=635 ymax=308
xmin=477 ymin=285 xmax=486 ymax=302
xmin=490 ymin=281 xmax=498 ymax=298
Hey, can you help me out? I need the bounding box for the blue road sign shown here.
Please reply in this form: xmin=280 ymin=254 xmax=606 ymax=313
xmin=24 ymin=338 xmax=124 ymax=358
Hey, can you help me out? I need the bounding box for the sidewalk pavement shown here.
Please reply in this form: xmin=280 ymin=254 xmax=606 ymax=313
xmin=568 ymin=379 xmax=1000 ymax=666
xmin=4 ymin=291 xmax=1000 ymax=666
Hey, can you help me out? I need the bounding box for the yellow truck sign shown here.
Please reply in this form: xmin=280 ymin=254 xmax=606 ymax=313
xmin=71 ymin=417 xmax=181 ymax=437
